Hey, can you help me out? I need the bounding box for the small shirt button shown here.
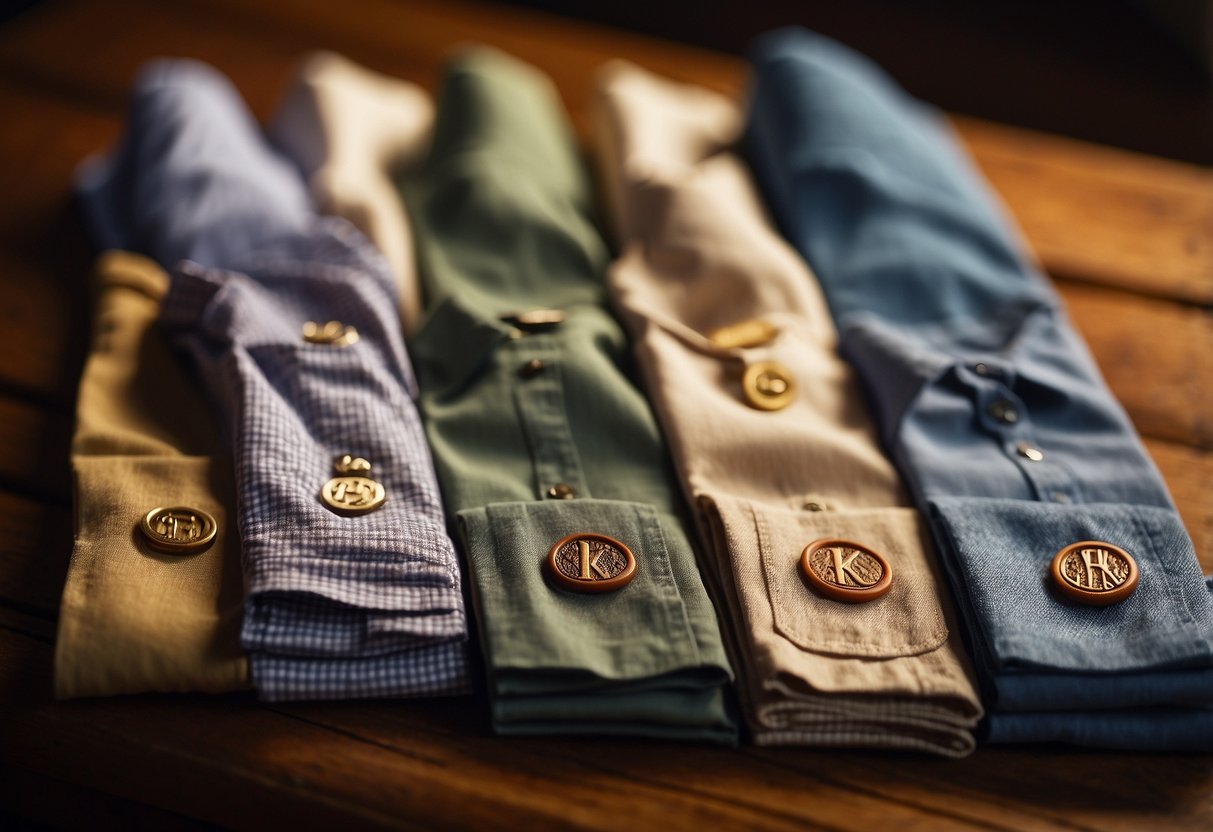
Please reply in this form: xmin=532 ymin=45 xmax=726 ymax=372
xmin=519 ymin=358 xmax=545 ymax=378
xmin=500 ymin=309 xmax=566 ymax=331
xmin=1050 ymin=541 xmax=1139 ymax=605
xmin=140 ymin=506 xmax=218 ymax=554
xmin=973 ymin=362 xmax=991 ymax=376
xmin=547 ymin=532 xmax=637 ymax=593
xmin=800 ymin=539 xmax=893 ymax=603
xmin=303 ymin=320 xmax=359 ymax=346
xmin=1016 ymin=441 xmax=1044 ymax=462
xmin=987 ymin=398 xmax=1019 ymax=424
xmin=546 ymin=483 xmax=576 ymax=500
xmin=742 ymin=360 xmax=796 ymax=411
xmin=321 ymin=455 xmax=386 ymax=516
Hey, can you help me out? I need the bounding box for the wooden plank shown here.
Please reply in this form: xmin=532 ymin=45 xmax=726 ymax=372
xmin=0 ymin=490 xmax=71 ymax=618
xmin=1057 ymin=280 xmax=1212 ymax=448
xmin=0 ymin=763 xmax=212 ymax=832
xmin=1146 ymin=437 xmax=1213 ymax=574
xmin=0 ymin=83 xmax=102 ymax=403
xmin=0 ymin=0 xmax=1206 ymax=306
xmin=2 ymin=613 xmax=1209 ymax=832
xmin=0 ymin=252 xmax=88 ymax=405
xmin=0 ymin=396 xmax=73 ymax=504
xmin=959 ymin=117 xmax=1213 ymax=305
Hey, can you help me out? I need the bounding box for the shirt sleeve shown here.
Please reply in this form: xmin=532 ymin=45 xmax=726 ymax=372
xmin=405 ymin=47 xmax=736 ymax=742
xmin=593 ymin=61 xmax=982 ymax=756
xmin=55 ymin=251 xmax=248 ymax=698
xmin=745 ymin=27 xmax=1213 ymax=749
xmin=268 ymin=51 xmax=434 ymax=336
xmin=78 ymin=59 xmax=471 ymax=701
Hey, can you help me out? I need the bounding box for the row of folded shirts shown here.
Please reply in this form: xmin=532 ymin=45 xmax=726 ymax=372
xmin=55 ymin=29 xmax=1213 ymax=756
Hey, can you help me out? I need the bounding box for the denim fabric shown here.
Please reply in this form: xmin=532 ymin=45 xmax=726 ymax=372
xmin=75 ymin=59 xmax=470 ymax=700
xmin=406 ymin=48 xmax=736 ymax=742
xmin=746 ymin=27 xmax=1213 ymax=748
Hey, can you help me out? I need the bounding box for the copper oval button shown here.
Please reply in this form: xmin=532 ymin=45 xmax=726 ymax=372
xmin=1050 ymin=541 xmax=1138 ymax=605
xmin=547 ymin=533 xmax=636 ymax=593
xmin=800 ymin=539 xmax=893 ymax=603
xmin=141 ymin=506 xmax=218 ymax=554
xmin=742 ymin=360 xmax=795 ymax=411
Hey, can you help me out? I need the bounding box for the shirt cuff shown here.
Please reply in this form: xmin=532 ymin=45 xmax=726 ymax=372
xmin=985 ymin=709 xmax=1213 ymax=751
xmin=700 ymin=494 xmax=982 ymax=755
xmin=929 ymin=497 xmax=1213 ymax=680
xmin=457 ymin=498 xmax=736 ymax=741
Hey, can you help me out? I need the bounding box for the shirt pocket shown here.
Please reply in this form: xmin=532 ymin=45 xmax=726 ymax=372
xmin=747 ymin=501 xmax=951 ymax=658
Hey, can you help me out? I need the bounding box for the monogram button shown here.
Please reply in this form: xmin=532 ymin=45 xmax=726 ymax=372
xmin=140 ymin=506 xmax=218 ymax=554
xmin=1050 ymin=541 xmax=1139 ymax=605
xmin=800 ymin=539 xmax=893 ymax=603
xmin=303 ymin=320 xmax=360 ymax=346
xmin=742 ymin=360 xmax=796 ymax=411
xmin=321 ymin=455 xmax=386 ymax=516
xmin=709 ymin=318 xmax=777 ymax=350
xmin=547 ymin=533 xmax=637 ymax=593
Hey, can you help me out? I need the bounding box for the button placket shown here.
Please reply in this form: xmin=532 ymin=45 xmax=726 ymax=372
xmin=969 ymin=369 xmax=1080 ymax=504
xmin=510 ymin=335 xmax=590 ymax=502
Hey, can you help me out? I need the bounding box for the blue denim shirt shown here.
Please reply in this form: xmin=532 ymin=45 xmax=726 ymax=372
xmin=745 ymin=28 xmax=1213 ymax=749
xmin=76 ymin=60 xmax=471 ymax=701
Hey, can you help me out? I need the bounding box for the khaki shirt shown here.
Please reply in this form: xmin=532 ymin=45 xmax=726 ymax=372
xmin=55 ymin=251 xmax=247 ymax=697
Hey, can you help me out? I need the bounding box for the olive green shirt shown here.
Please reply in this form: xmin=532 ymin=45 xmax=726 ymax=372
xmin=405 ymin=47 xmax=736 ymax=742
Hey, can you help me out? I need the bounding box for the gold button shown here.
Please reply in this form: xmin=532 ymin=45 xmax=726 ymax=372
xmin=987 ymin=399 xmax=1019 ymax=424
xmin=547 ymin=532 xmax=637 ymax=593
xmin=1017 ymin=441 xmax=1044 ymax=462
xmin=500 ymin=309 xmax=566 ymax=330
xmin=519 ymin=358 xmax=545 ymax=378
xmin=742 ymin=361 xmax=796 ymax=411
xmin=800 ymin=539 xmax=893 ymax=603
xmin=303 ymin=320 xmax=359 ymax=346
xmin=709 ymin=319 xmax=777 ymax=350
xmin=1050 ymin=541 xmax=1139 ymax=605
xmin=546 ymin=483 xmax=576 ymax=500
xmin=321 ymin=455 xmax=386 ymax=516
xmin=140 ymin=506 xmax=218 ymax=554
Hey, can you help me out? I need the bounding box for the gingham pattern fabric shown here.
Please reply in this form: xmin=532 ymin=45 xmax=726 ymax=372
xmin=161 ymin=217 xmax=471 ymax=701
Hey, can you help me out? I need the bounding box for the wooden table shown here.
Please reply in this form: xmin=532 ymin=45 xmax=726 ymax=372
xmin=1 ymin=0 xmax=1210 ymax=828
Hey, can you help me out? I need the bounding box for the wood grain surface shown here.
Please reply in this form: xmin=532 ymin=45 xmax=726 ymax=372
xmin=0 ymin=0 xmax=1209 ymax=829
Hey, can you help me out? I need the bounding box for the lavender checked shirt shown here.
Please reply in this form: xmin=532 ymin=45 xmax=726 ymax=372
xmin=75 ymin=59 xmax=470 ymax=700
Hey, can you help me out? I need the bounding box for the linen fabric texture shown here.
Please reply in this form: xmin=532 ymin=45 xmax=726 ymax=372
xmin=745 ymin=28 xmax=1213 ymax=749
xmin=75 ymin=59 xmax=471 ymax=701
xmin=55 ymin=251 xmax=248 ymax=698
xmin=406 ymin=47 xmax=736 ymax=742
xmin=594 ymin=62 xmax=981 ymax=756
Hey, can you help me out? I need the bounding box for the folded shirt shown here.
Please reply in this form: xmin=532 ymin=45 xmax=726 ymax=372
xmin=745 ymin=28 xmax=1213 ymax=749
xmin=75 ymin=58 xmax=471 ymax=701
xmin=55 ymin=251 xmax=248 ymax=698
xmin=269 ymin=51 xmax=434 ymax=335
xmin=405 ymin=47 xmax=736 ymax=742
xmin=594 ymin=61 xmax=982 ymax=756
